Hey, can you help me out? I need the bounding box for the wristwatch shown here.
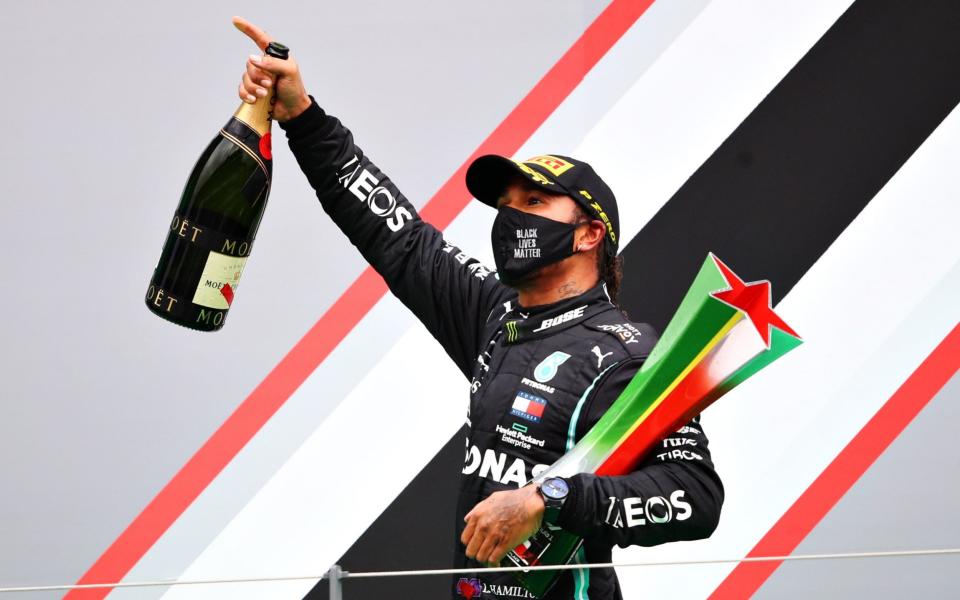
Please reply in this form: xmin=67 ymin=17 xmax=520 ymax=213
xmin=538 ymin=477 xmax=570 ymax=525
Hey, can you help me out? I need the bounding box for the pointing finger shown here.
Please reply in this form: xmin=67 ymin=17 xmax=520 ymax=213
xmin=232 ymin=15 xmax=271 ymax=50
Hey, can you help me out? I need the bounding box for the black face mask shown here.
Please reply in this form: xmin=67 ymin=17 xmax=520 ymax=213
xmin=491 ymin=206 xmax=577 ymax=287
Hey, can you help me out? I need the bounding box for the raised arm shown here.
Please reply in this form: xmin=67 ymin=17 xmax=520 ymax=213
xmin=234 ymin=17 xmax=509 ymax=375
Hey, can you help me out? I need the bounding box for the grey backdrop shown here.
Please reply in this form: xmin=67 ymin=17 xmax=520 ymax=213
xmin=757 ymin=372 xmax=960 ymax=598
xmin=0 ymin=0 xmax=604 ymax=590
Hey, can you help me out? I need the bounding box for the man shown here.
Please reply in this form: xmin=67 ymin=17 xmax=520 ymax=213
xmin=234 ymin=17 xmax=723 ymax=599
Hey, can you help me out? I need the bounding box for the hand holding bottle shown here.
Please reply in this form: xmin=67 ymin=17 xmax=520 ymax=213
xmin=233 ymin=16 xmax=311 ymax=122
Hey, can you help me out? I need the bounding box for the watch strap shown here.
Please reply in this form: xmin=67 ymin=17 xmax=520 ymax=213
xmin=539 ymin=478 xmax=568 ymax=525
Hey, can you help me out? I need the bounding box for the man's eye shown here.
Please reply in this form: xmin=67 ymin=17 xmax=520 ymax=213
xmin=527 ymin=196 xmax=543 ymax=205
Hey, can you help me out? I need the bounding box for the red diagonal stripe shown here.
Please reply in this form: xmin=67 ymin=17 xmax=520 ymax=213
xmin=67 ymin=2 xmax=655 ymax=597
xmin=710 ymin=322 xmax=960 ymax=599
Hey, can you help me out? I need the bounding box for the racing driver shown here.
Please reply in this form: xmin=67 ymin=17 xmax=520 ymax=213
xmin=235 ymin=17 xmax=724 ymax=600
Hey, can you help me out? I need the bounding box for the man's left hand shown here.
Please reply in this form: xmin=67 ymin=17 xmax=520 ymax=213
xmin=461 ymin=485 xmax=545 ymax=564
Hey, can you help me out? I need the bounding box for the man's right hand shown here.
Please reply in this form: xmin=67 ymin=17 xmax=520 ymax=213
xmin=233 ymin=16 xmax=312 ymax=123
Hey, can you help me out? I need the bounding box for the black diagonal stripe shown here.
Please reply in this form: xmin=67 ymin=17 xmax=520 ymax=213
xmin=618 ymin=0 xmax=960 ymax=327
xmin=306 ymin=1 xmax=960 ymax=598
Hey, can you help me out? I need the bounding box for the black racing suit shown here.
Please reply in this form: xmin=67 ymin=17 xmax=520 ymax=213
xmin=281 ymin=99 xmax=724 ymax=599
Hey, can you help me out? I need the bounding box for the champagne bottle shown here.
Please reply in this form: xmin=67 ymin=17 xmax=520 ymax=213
xmin=145 ymin=42 xmax=289 ymax=331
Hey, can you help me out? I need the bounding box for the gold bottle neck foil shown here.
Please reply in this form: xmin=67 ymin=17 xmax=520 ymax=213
xmin=233 ymin=91 xmax=273 ymax=137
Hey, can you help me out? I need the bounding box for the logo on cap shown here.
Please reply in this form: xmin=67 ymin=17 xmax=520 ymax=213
xmin=525 ymin=155 xmax=576 ymax=177
xmin=589 ymin=199 xmax=617 ymax=244
xmin=511 ymin=160 xmax=555 ymax=186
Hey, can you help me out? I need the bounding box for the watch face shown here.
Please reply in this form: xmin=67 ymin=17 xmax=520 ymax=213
xmin=542 ymin=477 xmax=569 ymax=500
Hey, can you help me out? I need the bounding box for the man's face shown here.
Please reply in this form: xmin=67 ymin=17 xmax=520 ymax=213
xmin=495 ymin=177 xmax=580 ymax=222
xmin=492 ymin=177 xmax=585 ymax=290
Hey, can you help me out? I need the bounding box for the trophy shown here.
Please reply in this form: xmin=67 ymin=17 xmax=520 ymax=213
xmin=503 ymin=254 xmax=803 ymax=598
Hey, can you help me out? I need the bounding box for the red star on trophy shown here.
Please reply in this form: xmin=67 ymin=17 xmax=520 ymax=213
xmin=710 ymin=256 xmax=798 ymax=347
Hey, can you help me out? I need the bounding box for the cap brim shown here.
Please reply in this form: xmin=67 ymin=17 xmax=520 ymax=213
xmin=465 ymin=155 xmax=564 ymax=208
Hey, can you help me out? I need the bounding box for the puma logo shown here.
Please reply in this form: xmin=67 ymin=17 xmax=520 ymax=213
xmin=592 ymin=345 xmax=613 ymax=369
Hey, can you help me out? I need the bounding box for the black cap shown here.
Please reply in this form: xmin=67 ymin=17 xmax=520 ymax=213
xmin=466 ymin=154 xmax=620 ymax=256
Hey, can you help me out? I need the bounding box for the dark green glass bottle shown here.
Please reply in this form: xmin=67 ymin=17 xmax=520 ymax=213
xmin=146 ymin=42 xmax=289 ymax=331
